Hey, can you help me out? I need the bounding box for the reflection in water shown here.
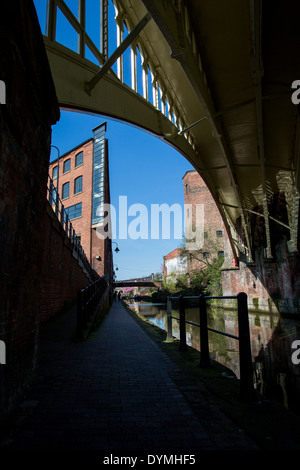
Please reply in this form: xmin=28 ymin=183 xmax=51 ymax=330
xmin=128 ymin=301 xmax=300 ymax=415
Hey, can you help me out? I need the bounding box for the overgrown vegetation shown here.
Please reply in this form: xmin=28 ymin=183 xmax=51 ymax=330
xmin=151 ymin=231 xmax=225 ymax=302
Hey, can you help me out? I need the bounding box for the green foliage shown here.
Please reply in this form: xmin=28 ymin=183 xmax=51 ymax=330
xmin=202 ymin=255 xmax=224 ymax=296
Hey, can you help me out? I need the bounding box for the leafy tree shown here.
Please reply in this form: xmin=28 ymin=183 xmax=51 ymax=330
xmin=178 ymin=228 xmax=224 ymax=296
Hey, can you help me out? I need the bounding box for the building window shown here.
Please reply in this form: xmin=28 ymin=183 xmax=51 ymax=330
xmin=62 ymin=182 xmax=70 ymax=199
xmin=63 ymin=158 xmax=71 ymax=173
xmin=65 ymin=202 xmax=82 ymax=220
xmin=74 ymin=175 xmax=83 ymax=194
xmin=204 ymin=231 xmax=208 ymax=238
xmin=52 ymin=166 xmax=58 ymax=179
xmin=203 ymin=252 xmax=210 ymax=258
xmin=185 ymin=184 xmax=189 ymax=194
xmin=216 ymin=230 xmax=223 ymax=237
xmin=218 ymin=251 xmax=224 ymax=258
xmin=75 ymin=151 xmax=83 ymax=167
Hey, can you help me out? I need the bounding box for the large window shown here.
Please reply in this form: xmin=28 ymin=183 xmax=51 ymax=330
xmin=74 ymin=175 xmax=83 ymax=194
xmin=216 ymin=230 xmax=223 ymax=237
xmin=63 ymin=158 xmax=71 ymax=173
xmin=75 ymin=151 xmax=83 ymax=167
xmin=62 ymin=182 xmax=70 ymax=199
xmin=65 ymin=202 xmax=82 ymax=220
xmin=92 ymin=123 xmax=106 ymax=225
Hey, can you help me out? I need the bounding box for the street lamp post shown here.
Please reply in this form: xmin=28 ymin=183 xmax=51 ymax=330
xmin=112 ymin=241 xmax=120 ymax=253
xmin=51 ymin=145 xmax=60 ymax=215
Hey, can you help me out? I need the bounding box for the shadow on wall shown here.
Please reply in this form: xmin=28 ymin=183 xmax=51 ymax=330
xmin=223 ymin=193 xmax=300 ymax=316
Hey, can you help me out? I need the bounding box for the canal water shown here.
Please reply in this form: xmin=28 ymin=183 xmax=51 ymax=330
xmin=127 ymin=301 xmax=300 ymax=416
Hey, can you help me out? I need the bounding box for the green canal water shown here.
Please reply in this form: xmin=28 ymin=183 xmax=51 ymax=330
xmin=127 ymin=301 xmax=300 ymax=416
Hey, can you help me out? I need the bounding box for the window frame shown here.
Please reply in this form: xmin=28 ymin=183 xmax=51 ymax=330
xmin=65 ymin=202 xmax=82 ymax=220
xmin=62 ymin=181 xmax=70 ymax=200
xmin=74 ymin=175 xmax=83 ymax=195
xmin=52 ymin=166 xmax=58 ymax=180
xmin=63 ymin=158 xmax=71 ymax=174
xmin=75 ymin=151 xmax=83 ymax=167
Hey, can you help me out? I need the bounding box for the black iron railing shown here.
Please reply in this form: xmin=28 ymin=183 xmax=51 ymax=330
xmin=47 ymin=174 xmax=95 ymax=280
xmin=167 ymin=293 xmax=255 ymax=400
xmin=77 ymin=276 xmax=108 ymax=339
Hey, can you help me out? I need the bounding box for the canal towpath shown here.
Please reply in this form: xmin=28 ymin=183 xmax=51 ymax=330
xmin=1 ymin=299 xmax=300 ymax=454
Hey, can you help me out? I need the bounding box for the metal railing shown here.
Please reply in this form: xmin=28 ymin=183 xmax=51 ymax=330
xmin=77 ymin=276 xmax=108 ymax=339
xmin=167 ymin=293 xmax=255 ymax=400
xmin=47 ymin=174 xmax=95 ymax=280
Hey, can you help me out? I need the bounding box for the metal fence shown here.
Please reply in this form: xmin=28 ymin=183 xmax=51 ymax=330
xmin=167 ymin=293 xmax=255 ymax=400
xmin=47 ymin=174 xmax=95 ymax=280
xmin=77 ymin=276 xmax=109 ymax=339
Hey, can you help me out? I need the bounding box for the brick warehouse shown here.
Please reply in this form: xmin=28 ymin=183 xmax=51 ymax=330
xmin=48 ymin=123 xmax=113 ymax=280
xmin=182 ymin=170 xmax=234 ymax=272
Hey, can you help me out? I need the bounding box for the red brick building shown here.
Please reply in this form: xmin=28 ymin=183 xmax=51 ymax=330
xmin=182 ymin=170 xmax=232 ymax=272
xmin=48 ymin=122 xmax=113 ymax=280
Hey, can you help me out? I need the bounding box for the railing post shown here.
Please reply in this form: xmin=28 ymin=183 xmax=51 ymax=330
xmin=166 ymin=297 xmax=173 ymax=341
xmin=199 ymin=294 xmax=210 ymax=368
xmin=237 ymin=292 xmax=255 ymax=401
xmin=178 ymin=295 xmax=187 ymax=351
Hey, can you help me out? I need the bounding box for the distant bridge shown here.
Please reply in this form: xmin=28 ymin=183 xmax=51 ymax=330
xmin=113 ymin=275 xmax=162 ymax=288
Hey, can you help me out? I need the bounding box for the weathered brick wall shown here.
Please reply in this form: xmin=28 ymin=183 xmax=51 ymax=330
xmin=182 ymin=170 xmax=233 ymax=272
xmin=40 ymin=204 xmax=91 ymax=322
xmin=49 ymin=139 xmax=94 ymax=262
xmin=0 ymin=1 xmax=60 ymax=420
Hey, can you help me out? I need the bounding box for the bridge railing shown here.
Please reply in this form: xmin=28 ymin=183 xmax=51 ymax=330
xmin=47 ymin=174 xmax=95 ymax=280
xmin=167 ymin=293 xmax=255 ymax=401
xmin=42 ymin=0 xmax=199 ymax=152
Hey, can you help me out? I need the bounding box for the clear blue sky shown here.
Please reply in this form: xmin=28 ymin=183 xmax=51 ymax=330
xmin=34 ymin=0 xmax=195 ymax=280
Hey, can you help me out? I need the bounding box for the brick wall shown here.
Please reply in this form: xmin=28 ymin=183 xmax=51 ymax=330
xmin=49 ymin=139 xmax=94 ymax=262
xmin=0 ymin=1 xmax=60 ymax=421
xmin=182 ymin=170 xmax=233 ymax=271
xmin=40 ymin=204 xmax=91 ymax=322
xmin=48 ymin=133 xmax=113 ymax=280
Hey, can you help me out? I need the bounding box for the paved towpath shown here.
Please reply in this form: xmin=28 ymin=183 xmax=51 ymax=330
xmin=1 ymin=300 xmax=258 ymax=452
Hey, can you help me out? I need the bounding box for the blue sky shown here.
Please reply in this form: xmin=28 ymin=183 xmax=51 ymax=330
xmin=34 ymin=0 xmax=194 ymax=280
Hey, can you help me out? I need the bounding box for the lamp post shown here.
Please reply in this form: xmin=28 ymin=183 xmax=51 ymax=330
xmin=112 ymin=241 xmax=120 ymax=253
xmin=51 ymin=145 xmax=60 ymax=191
xmin=51 ymin=145 xmax=60 ymax=215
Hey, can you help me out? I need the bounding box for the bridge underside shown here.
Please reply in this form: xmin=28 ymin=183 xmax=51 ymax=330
xmin=114 ymin=281 xmax=161 ymax=288
xmin=43 ymin=0 xmax=300 ymax=312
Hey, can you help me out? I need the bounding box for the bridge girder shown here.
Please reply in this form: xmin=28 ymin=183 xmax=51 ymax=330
xmin=43 ymin=0 xmax=300 ymax=263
